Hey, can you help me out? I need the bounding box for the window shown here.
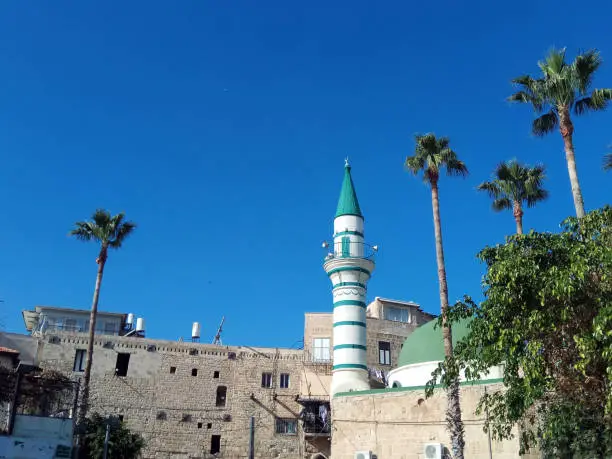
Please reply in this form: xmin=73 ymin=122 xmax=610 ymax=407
xmin=275 ymin=418 xmax=297 ymax=435
xmin=115 ymin=353 xmax=130 ymax=377
xmin=312 ymin=338 xmax=330 ymax=362
xmin=192 ymin=368 xmax=198 ymax=376
xmin=210 ymin=435 xmax=221 ymax=454
xmin=261 ymin=372 xmax=272 ymax=388
xmin=279 ymin=373 xmax=290 ymax=389
xmin=118 ymin=415 xmax=124 ymax=422
xmin=207 ymin=423 xmax=212 ymax=429
xmin=216 ymin=386 xmax=227 ymax=407
xmin=378 ymin=341 xmax=391 ymax=365
xmin=73 ymin=349 xmax=86 ymax=372
xmin=213 ymin=370 xmax=220 ymax=378
xmin=341 ymin=236 xmax=350 ymax=257
xmin=170 ymin=366 xmax=176 ymax=374
xmin=384 ymin=306 xmax=410 ymax=323
xmin=104 ymin=321 xmax=117 ymax=335
xmin=65 ymin=318 xmax=77 ymax=332
xmin=198 ymin=422 xmax=203 ymax=429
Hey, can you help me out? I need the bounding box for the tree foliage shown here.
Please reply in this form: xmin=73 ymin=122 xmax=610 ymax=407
xmin=79 ymin=413 xmax=145 ymax=459
xmin=426 ymin=206 xmax=612 ymax=458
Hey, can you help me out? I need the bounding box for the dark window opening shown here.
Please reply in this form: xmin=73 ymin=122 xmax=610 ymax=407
xmin=378 ymin=341 xmax=391 ymax=365
xmin=73 ymin=349 xmax=86 ymax=372
xmin=210 ymin=435 xmax=221 ymax=454
xmin=198 ymin=422 xmax=203 ymax=429
xmin=182 ymin=414 xmax=192 ymax=422
xmin=156 ymin=411 xmax=167 ymax=420
xmin=280 ymin=373 xmax=290 ymax=389
xmin=115 ymin=353 xmax=130 ymax=377
xmin=213 ymin=370 xmax=220 ymax=378
xmin=118 ymin=415 xmax=124 ymax=422
xmin=261 ymin=372 xmax=272 ymax=388
xmin=192 ymin=368 xmax=198 ymax=376
xmin=216 ymin=386 xmax=227 ymax=407
xmin=207 ymin=423 xmax=212 ymax=429
xmin=170 ymin=366 xmax=176 ymax=374
xmin=275 ymin=418 xmax=297 ymax=435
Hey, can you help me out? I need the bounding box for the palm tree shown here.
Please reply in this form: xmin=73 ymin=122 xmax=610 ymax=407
xmin=477 ymin=160 xmax=548 ymax=234
xmin=604 ymin=152 xmax=612 ymax=171
xmin=70 ymin=209 xmax=136 ymax=424
xmin=508 ymin=48 xmax=612 ymax=218
xmin=405 ymin=133 xmax=468 ymax=459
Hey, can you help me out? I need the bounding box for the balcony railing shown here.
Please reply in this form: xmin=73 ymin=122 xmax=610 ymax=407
xmin=36 ymin=323 xmax=119 ymax=336
xmin=300 ymin=401 xmax=331 ymax=436
xmin=322 ymin=241 xmax=377 ymax=262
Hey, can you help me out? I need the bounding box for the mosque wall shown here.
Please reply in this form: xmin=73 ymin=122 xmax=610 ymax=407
xmin=331 ymin=382 xmax=528 ymax=459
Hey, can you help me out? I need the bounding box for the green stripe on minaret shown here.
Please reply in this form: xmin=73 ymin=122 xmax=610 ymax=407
xmin=333 ymin=300 xmax=366 ymax=308
xmin=333 ymin=321 xmax=366 ymax=327
xmin=333 ymin=344 xmax=367 ymax=350
xmin=333 ymin=363 xmax=368 ymax=370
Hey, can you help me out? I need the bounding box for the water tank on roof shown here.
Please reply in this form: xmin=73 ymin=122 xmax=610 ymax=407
xmin=192 ymin=322 xmax=201 ymax=340
xmin=136 ymin=318 xmax=145 ymax=332
xmin=126 ymin=313 xmax=134 ymax=326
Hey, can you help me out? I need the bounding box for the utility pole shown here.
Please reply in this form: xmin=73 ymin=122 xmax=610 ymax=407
xmin=103 ymin=423 xmax=110 ymax=459
xmin=248 ymin=416 xmax=255 ymax=459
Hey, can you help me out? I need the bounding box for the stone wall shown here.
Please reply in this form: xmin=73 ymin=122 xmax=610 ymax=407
xmin=331 ymin=382 xmax=524 ymax=459
xmin=38 ymin=332 xmax=307 ymax=459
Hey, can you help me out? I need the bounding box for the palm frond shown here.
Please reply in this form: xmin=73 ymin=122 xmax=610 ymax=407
xmin=405 ymin=154 xmax=425 ymax=176
xmin=508 ymin=76 xmax=546 ymax=112
xmin=70 ymin=222 xmax=96 ymax=242
xmin=445 ymin=157 xmax=469 ymax=177
xmin=571 ymin=49 xmax=601 ymax=95
xmin=109 ymin=221 xmax=137 ymax=249
xmin=525 ymin=188 xmax=549 ymax=207
xmin=604 ymin=153 xmax=612 ymax=171
xmin=539 ymin=48 xmax=567 ymax=78
xmin=532 ymin=110 xmax=558 ymax=137
xmin=492 ymin=197 xmax=512 ymax=212
xmin=589 ymin=88 xmax=612 ymax=110
xmin=477 ymin=181 xmax=502 ymax=200
xmin=406 ymin=134 xmax=467 ymax=184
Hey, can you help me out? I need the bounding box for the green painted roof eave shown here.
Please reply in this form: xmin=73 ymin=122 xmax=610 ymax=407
xmin=335 ymin=165 xmax=363 ymax=218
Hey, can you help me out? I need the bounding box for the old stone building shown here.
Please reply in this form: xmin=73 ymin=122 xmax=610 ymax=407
xmin=8 ymin=292 xmax=431 ymax=459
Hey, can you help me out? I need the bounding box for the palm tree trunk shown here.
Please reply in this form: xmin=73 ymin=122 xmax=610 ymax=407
xmin=558 ymin=108 xmax=586 ymax=218
xmin=431 ymin=181 xmax=465 ymax=459
xmin=77 ymin=245 xmax=108 ymax=425
xmin=513 ymin=200 xmax=524 ymax=235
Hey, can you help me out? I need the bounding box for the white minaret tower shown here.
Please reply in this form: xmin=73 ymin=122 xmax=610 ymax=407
xmin=324 ymin=159 xmax=375 ymax=395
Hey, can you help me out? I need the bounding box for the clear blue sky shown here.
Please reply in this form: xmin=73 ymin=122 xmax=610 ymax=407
xmin=0 ymin=1 xmax=610 ymax=347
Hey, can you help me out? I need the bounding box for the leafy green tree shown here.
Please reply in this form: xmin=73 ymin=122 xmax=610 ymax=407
xmin=509 ymin=48 xmax=612 ymax=218
xmin=405 ymin=133 xmax=468 ymax=459
xmin=427 ymin=207 xmax=612 ymax=458
xmin=70 ymin=210 xmax=136 ymax=423
xmin=80 ymin=413 xmax=144 ymax=459
xmin=477 ymin=160 xmax=548 ymax=234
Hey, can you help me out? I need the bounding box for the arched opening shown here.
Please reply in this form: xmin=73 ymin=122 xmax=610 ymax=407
xmin=392 ymin=381 xmax=401 ymax=388
xmin=216 ymin=386 xmax=227 ymax=407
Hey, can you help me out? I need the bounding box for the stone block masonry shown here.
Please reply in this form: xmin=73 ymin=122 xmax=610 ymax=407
xmin=39 ymin=332 xmax=308 ymax=459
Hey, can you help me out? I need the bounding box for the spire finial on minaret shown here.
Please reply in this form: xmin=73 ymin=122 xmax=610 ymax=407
xmin=344 ymin=157 xmax=350 ymax=168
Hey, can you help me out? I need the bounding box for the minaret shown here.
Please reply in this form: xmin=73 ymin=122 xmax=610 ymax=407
xmin=324 ymin=159 xmax=375 ymax=395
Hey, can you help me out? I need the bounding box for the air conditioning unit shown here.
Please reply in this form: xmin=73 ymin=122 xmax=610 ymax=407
xmin=354 ymin=452 xmax=372 ymax=459
xmin=423 ymin=443 xmax=443 ymax=459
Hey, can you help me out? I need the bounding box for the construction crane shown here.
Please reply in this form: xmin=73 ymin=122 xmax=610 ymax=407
xmin=212 ymin=316 xmax=225 ymax=345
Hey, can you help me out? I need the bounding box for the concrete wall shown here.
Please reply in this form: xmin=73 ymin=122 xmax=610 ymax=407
xmin=0 ymin=415 xmax=73 ymax=459
xmin=38 ymin=331 xmax=307 ymax=459
xmin=331 ymin=382 xmax=524 ymax=459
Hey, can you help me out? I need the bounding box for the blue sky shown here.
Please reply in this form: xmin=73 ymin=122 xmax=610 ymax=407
xmin=0 ymin=1 xmax=610 ymax=347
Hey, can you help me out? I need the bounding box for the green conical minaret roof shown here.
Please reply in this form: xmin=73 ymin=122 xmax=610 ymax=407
xmin=335 ymin=159 xmax=363 ymax=218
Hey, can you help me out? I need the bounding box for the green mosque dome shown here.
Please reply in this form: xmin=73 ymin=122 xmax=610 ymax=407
xmin=397 ymin=318 xmax=473 ymax=367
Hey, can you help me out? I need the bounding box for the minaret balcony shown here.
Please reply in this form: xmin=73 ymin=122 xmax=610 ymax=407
xmin=322 ymin=241 xmax=377 ymax=262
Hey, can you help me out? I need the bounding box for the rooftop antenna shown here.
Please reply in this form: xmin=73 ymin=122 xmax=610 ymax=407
xmin=212 ymin=316 xmax=225 ymax=345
